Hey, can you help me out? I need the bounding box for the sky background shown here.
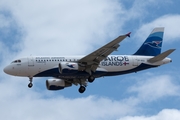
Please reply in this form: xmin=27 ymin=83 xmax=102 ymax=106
xmin=0 ymin=0 xmax=180 ymax=120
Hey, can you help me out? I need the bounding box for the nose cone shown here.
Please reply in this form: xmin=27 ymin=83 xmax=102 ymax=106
xmin=3 ymin=66 xmax=11 ymax=75
xmin=4 ymin=66 xmax=8 ymax=74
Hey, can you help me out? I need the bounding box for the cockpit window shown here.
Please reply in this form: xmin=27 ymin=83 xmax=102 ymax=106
xmin=12 ymin=60 xmax=21 ymax=63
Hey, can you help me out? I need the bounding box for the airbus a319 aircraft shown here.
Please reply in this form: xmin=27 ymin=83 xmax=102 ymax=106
xmin=4 ymin=27 xmax=175 ymax=93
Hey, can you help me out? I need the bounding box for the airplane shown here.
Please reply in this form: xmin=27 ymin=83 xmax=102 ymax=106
xmin=3 ymin=27 xmax=175 ymax=93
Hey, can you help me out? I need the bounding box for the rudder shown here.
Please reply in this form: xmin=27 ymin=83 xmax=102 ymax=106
xmin=134 ymin=27 xmax=164 ymax=56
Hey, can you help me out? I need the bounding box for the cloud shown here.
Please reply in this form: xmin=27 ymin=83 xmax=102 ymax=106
xmin=118 ymin=109 xmax=180 ymax=120
xmin=1 ymin=72 xmax=179 ymax=120
xmin=0 ymin=0 xmax=127 ymax=58
xmin=127 ymin=74 xmax=180 ymax=102
xmin=0 ymin=0 xmax=164 ymax=58
xmin=0 ymin=76 xmax=137 ymax=120
xmin=0 ymin=10 xmax=24 ymax=67
xmin=0 ymin=1 xmax=180 ymax=120
xmin=1 ymin=0 xmax=174 ymax=59
xmin=135 ymin=14 xmax=180 ymax=42
xmin=0 ymin=1 xmax=140 ymax=120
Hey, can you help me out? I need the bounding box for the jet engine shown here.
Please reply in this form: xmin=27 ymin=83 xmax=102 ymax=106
xmin=59 ymin=62 xmax=79 ymax=74
xmin=46 ymin=78 xmax=72 ymax=90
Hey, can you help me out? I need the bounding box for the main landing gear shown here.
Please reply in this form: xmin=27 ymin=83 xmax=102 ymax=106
xmin=78 ymin=76 xmax=95 ymax=93
xmin=28 ymin=77 xmax=33 ymax=88
xmin=78 ymin=86 xmax=86 ymax=93
xmin=78 ymin=78 xmax=88 ymax=93
xmin=88 ymin=76 xmax=95 ymax=83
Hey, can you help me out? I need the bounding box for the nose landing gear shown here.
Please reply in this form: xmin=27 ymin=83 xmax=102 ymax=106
xmin=28 ymin=83 xmax=33 ymax=88
xmin=28 ymin=77 xmax=33 ymax=88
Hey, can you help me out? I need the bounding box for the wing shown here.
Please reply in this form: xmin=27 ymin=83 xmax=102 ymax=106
xmin=78 ymin=32 xmax=131 ymax=74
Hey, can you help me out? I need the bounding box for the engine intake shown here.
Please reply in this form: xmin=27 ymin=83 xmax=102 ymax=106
xmin=46 ymin=79 xmax=72 ymax=90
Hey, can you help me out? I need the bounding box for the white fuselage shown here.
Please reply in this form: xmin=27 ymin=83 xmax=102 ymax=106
xmin=4 ymin=55 xmax=171 ymax=79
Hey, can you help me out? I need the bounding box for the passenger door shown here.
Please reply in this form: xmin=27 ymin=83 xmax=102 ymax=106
xmin=28 ymin=57 xmax=34 ymax=66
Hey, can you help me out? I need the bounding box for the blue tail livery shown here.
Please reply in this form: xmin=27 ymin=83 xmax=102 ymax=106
xmin=134 ymin=27 xmax=164 ymax=56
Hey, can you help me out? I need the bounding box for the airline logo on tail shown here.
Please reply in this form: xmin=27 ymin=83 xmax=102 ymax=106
xmin=144 ymin=41 xmax=162 ymax=49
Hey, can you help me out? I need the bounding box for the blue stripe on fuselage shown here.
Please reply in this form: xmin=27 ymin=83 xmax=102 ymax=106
xmin=34 ymin=63 xmax=158 ymax=78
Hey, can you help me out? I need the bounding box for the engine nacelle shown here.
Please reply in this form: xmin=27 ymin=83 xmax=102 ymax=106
xmin=59 ymin=62 xmax=79 ymax=74
xmin=46 ymin=79 xmax=72 ymax=90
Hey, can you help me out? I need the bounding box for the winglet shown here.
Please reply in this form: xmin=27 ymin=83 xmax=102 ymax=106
xmin=126 ymin=32 xmax=131 ymax=37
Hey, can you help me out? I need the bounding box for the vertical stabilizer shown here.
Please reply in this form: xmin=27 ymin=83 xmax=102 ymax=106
xmin=134 ymin=27 xmax=164 ymax=56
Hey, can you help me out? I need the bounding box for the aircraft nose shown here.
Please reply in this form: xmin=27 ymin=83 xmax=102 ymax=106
xmin=3 ymin=66 xmax=10 ymax=74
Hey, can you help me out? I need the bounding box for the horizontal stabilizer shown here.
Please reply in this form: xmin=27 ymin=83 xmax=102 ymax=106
xmin=148 ymin=49 xmax=175 ymax=63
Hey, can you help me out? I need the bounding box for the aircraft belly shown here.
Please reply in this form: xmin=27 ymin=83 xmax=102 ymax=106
xmin=34 ymin=67 xmax=106 ymax=78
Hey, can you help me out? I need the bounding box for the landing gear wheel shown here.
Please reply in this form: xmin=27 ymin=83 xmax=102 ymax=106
xmin=78 ymin=86 xmax=86 ymax=93
xmin=28 ymin=83 xmax=33 ymax=88
xmin=28 ymin=77 xmax=33 ymax=88
xmin=88 ymin=76 xmax=95 ymax=83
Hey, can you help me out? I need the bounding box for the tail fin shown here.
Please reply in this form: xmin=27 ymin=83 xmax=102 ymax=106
xmin=134 ymin=27 xmax=164 ymax=56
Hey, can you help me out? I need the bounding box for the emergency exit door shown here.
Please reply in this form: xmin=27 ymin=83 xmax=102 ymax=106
xmin=133 ymin=56 xmax=138 ymax=66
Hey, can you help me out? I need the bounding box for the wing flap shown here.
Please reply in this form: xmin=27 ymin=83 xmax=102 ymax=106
xmin=78 ymin=33 xmax=130 ymax=64
xmin=78 ymin=33 xmax=130 ymax=73
xmin=78 ymin=32 xmax=130 ymax=73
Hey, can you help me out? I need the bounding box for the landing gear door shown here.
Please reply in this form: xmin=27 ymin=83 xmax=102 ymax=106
xmin=28 ymin=57 xmax=34 ymax=66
